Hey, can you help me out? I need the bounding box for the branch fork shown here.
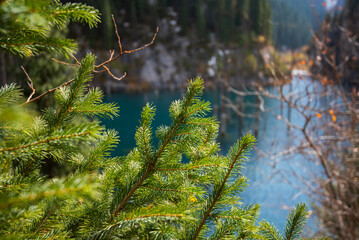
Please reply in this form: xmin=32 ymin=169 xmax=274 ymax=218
xmin=24 ymin=15 xmax=158 ymax=105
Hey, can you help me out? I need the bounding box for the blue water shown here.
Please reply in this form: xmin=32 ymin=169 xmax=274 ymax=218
xmin=102 ymin=78 xmax=319 ymax=233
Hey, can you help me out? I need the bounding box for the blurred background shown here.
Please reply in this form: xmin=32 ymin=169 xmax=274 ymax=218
xmin=1 ymin=0 xmax=358 ymax=238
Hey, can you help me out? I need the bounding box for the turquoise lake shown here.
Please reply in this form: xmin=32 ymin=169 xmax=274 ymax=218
xmin=102 ymin=77 xmax=319 ymax=233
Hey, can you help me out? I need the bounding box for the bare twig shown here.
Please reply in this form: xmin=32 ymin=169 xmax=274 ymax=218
xmin=51 ymin=58 xmax=79 ymax=67
xmin=70 ymin=53 xmax=80 ymax=65
xmin=21 ymin=66 xmax=35 ymax=102
xmin=95 ymin=26 xmax=158 ymax=69
xmin=92 ymin=15 xmax=158 ymax=79
xmin=102 ymin=65 xmax=127 ymax=81
xmin=22 ymin=78 xmax=74 ymax=106
xmin=111 ymin=15 xmax=122 ymax=54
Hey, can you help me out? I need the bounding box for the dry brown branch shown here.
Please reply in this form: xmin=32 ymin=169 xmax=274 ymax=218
xmin=70 ymin=53 xmax=80 ymax=65
xmin=102 ymin=65 xmax=127 ymax=81
xmin=222 ymin=96 xmax=258 ymax=118
xmin=111 ymin=15 xmax=122 ymax=54
xmin=29 ymin=15 xmax=158 ymax=105
xmin=95 ymin=23 xmax=158 ymax=69
xmin=22 ymin=78 xmax=74 ymax=106
xmin=50 ymin=14 xmax=158 ymax=75
xmin=51 ymin=57 xmax=79 ymax=67
xmin=106 ymin=50 xmax=116 ymax=64
xmin=21 ymin=66 xmax=35 ymax=102
xmin=93 ymin=69 xmax=107 ymax=74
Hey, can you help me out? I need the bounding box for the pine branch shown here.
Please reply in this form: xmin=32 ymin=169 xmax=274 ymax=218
xmin=0 ymin=37 xmax=77 ymax=57
xmin=51 ymin=54 xmax=95 ymax=129
xmin=94 ymin=214 xmax=184 ymax=239
xmin=144 ymin=186 xmax=190 ymax=193
xmin=33 ymin=205 xmax=57 ymax=235
xmin=283 ymin=203 xmax=309 ymax=240
xmin=0 ymin=0 xmax=101 ymax=57
xmin=0 ymin=83 xmax=22 ymax=110
xmin=0 ymin=132 xmax=91 ymax=153
xmin=125 ymin=213 xmax=183 ymax=221
xmin=192 ymin=135 xmax=255 ymax=240
xmin=259 ymin=221 xmax=281 ymax=240
xmin=48 ymin=2 xmax=100 ymax=29
xmin=207 ymin=205 xmax=261 ymax=239
xmin=109 ymin=78 xmax=205 ymax=221
xmin=207 ymin=219 xmax=236 ymax=240
xmin=136 ymin=104 xmax=155 ymax=165
xmin=154 ymin=164 xmax=224 ymax=172
xmin=0 ymin=175 xmax=97 ymax=210
xmin=80 ymin=130 xmax=119 ymax=171
xmin=0 ymin=2 xmax=315 ymax=235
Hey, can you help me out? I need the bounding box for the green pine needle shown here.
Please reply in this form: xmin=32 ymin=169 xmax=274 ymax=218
xmin=283 ymin=203 xmax=309 ymax=240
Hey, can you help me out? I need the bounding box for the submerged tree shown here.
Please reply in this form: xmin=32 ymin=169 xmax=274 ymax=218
xmin=0 ymin=0 xmax=313 ymax=239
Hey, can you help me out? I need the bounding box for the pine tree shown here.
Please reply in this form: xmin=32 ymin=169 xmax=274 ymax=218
xmin=0 ymin=1 xmax=315 ymax=239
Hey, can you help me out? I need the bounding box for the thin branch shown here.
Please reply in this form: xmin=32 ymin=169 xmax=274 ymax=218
xmin=0 ymin=131 xmax=91 ymax=153
xmin=121 ymin=27 xmax=159 ymax=55
xmin=111 ymin=15 xmax=122 ymax=54
xmin=102 ymin=65 xmax=127 ymax=81
xmin=95 ymin=26 xmax=158 ymax=69
xmin=51 ymin=57 xmax=79 ymax=67
xmin=108 ymin=214 xmax=183 ymax=231
xmin=93 ymin=69 xmax=107 ymax=74
xmin=33 ymin=207 xmax=56 ymax=235
xmin=154 ymin=164 xmax=223 ymax=172
xmin=309 ymin=0 xmax=322 ymax=31
xmin=22 ymin=78 xmax=75 ymax=105
xmin=70 ymin=52 xmax=80 ymax=65
xmin=144 ymin=186 xmax=189 ymax=193
xmin=21 ymin=66 xmax=35 ymax=102
xmin=140 ymin=121 xmax=151 ymax=165
xmin=107 ymin=50 xmax=116 ymax=63
xmin=209 ymin=214 xmax=243 ymax=220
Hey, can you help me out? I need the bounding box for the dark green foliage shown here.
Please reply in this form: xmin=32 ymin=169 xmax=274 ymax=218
xmin=260 ymin=203 xmax=311 ymax=240
xmin=0 ymin=83 xmax=22 ymax=108
xmin=0 ymin=0 xmax=100 ymax=57
xmin=284 ymin=203 xmax=309 ymax=239
xmin=0 ymin=53 xmax=118 ymax=239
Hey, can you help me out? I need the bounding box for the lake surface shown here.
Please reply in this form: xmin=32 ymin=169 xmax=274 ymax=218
xmin=102 ymin=76 xmax=319 ymax=233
